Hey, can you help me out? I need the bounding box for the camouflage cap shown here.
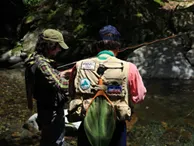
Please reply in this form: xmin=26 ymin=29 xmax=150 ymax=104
xmin=42 ymin=29 xmax=69 ymax=49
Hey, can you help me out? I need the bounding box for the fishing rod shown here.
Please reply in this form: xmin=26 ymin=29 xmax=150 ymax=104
xmin=57 ymin=61 xmax=78 ymax=69
xmin=57 ymin=33 xmax=180 ymax=69
xmin=119 ymin=34 xmax=179 ymax=52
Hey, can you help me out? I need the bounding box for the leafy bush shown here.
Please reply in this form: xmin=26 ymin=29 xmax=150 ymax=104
xmin=23 ymin=0 xmax=42 ymax=6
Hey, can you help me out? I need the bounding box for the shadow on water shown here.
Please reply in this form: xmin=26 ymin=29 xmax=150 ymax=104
xmin=1 ymin=69 xmax=194 ymax=146
xmin=128 ymin=79 xmax=194 ymax=146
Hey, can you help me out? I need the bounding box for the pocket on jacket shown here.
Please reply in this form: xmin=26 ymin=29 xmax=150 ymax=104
xmin=67 ymin=99 xmax=84 ymax=122
xmin=115 ymin=100 xmax=131 ymax=121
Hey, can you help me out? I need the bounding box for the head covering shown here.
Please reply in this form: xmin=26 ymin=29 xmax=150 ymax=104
xmin=99 ymin=25 xmax=121 ymax=41
xmin=42 ymin=29 xmax=69 ymax=49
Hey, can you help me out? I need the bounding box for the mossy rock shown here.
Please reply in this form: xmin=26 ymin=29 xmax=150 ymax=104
xmin=11 ymin=45 xmax=23 ymax=56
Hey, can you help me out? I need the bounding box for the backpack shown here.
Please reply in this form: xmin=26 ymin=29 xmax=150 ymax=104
xmin=68 ymin=60 xmax=131 ymax=146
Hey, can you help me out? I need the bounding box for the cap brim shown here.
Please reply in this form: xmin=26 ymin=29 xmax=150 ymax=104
xmin=59 ymin=42 xmax=69 ymax=49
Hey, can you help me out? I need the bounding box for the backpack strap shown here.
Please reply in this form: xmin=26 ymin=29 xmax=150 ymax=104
xmin=86 ymin=78 xmax=114 ymax=112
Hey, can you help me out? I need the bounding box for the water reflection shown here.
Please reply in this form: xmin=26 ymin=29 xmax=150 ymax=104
xmin=128 ymin=79 xmax=194 ymax=146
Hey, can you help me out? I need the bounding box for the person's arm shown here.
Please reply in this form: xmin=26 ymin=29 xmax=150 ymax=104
xmin=128 ymin=62 xmax=147 ymax=104
xmin=59 ymin=69 xmax=72 ymax=78
xmin=35 ymin=55 xmax=69 ymax=91
xmin=68 ymin=65 xmax=77 ymax=97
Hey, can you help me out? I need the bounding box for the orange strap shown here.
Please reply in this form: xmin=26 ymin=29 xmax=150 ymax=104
xmin=86 ymin=78 xmax=114 ymax=114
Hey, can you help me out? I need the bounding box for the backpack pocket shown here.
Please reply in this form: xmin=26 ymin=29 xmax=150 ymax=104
xmin=67 ymin=99 xmax=83 ymax=122
xmin=67 ymin=98 xmax=92 ymax=122
xmin=114 ymin=100 xmax=131 ymax=121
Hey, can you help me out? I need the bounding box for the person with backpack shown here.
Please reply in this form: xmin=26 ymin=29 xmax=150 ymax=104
xmin=67 ymin=25 xmax=147 ymax=146
xmin=25 ymin=29 xmax=71 ymax=146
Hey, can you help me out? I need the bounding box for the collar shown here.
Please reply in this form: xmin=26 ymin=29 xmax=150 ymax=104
xmin=97 ymin=50 xmax=115 ymax=60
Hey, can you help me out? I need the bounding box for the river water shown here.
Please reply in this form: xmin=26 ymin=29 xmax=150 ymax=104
xmin=128 ymin=79 xmax=194 ymax=146
xmin=0 ymin=69 xmax=194 ymax=146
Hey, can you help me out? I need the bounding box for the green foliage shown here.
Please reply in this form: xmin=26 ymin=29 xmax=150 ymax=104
xmin=136 ymin=12 xmax=143 ymax=17
xmin=154 ymin=0 xmax=165 ymax=6
xmin=47 ymin=10 xmax=57 ymax=21
xmin=73 ymin=9 xmax=84 ymax=20
xmin=74 ymin=24 xmax=85 ymax=33
xmin=25 ymin=15 xmax=36 ymax=24
xmin=23 ymin=0 xmax=42 ymax=6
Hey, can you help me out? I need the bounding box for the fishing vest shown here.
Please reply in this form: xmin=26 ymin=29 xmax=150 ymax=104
xmin=68 ymin=55 xmax=131 ymax=122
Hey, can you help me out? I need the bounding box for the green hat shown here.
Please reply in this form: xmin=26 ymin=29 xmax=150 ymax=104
xmin=42 ymin=29 xmax=69 ymax=49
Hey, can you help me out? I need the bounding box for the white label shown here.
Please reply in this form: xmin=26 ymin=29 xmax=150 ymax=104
xmin=81 ymin=61 xmax=95 ymax=70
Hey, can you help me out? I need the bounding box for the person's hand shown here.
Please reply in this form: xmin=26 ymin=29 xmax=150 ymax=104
xmin=59 ymin=69 xmax=72 ymax=79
